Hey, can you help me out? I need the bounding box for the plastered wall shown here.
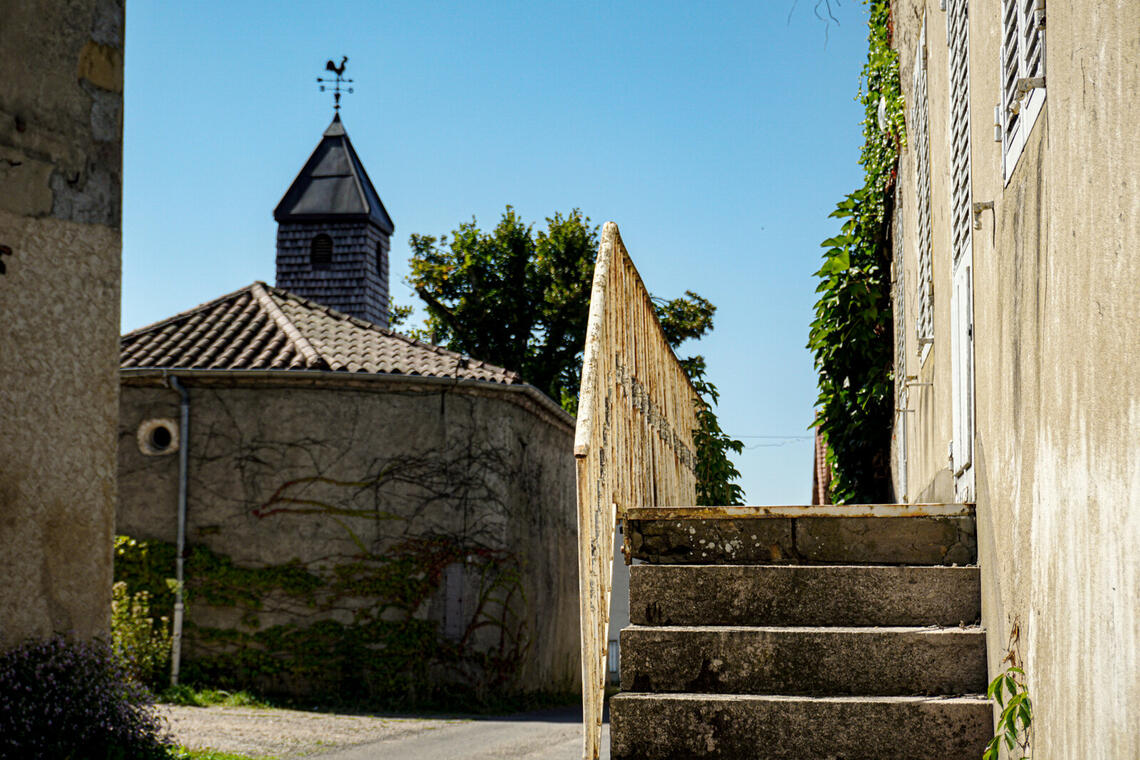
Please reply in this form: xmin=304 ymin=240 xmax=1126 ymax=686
xmin=893 ymin=1 xmax=957 ymax=504
xmin=0 ymin=0 xmax=123 ymax=649
xmin=117 ymin=374 xmax=580 ymax=695
xmin=892 ymin=2 xmax=1140 ymax=756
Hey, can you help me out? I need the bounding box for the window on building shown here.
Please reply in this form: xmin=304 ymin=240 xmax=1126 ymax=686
xmin=311 ymin=234 xmax=333 ymax=270
xmin=948 ymin=0 xmax=973 ymax=268
xmin=912 ymin=20 xmax=934 ymax=358
xmin=948 ymin=0 xmax=977 ymax=496
xmin=1001 ymin=0 xmax=1045 ymax=179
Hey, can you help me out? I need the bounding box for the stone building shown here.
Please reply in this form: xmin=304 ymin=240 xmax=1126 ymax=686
xmin=116 ymin=117 xmax=579 ymax=700
xmin=888 ymin=2 xmax=1138 ymax=755
xmin=0 ymin=0 xmax=123 ymax=650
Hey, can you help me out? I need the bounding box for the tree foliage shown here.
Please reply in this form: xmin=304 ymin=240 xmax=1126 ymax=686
xmin=807 ymin=0 xmax=903 ymax=503
xmin=683 ymin=357 xmax=746 ymax=506
xmin=408 ymin=207 xmax=743 ymax=505
xmin=408 ymin=208 xmax=595 ymax=410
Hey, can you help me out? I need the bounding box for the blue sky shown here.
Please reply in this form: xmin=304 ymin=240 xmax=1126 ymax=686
xmin=123 ymin=1 xmax=870 ymax=504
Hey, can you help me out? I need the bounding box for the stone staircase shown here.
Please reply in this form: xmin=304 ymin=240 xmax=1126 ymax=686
xmin=609 ymin=505 xmax=992 ymax=760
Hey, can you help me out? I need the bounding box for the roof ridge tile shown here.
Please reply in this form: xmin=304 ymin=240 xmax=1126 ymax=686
xmin=252 ymin=282 xmax=326 ymax=370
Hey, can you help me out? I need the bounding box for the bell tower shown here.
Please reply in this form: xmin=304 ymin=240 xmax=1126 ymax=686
xmin=273 ymin=109 xmax=394 ymax=327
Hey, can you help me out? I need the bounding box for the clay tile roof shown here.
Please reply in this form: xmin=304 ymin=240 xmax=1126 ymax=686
xmin=120 ymin=282 xmax=521 ymax=385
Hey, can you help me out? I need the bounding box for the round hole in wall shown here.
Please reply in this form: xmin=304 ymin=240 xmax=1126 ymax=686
xmin=138 ymin=418 xmax=179 ymax=456
xmin=149 ymin=425 xmax=172 ymax=450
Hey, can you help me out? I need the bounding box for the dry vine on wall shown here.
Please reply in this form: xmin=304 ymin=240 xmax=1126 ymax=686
xmin=117 ymin=389 xmax=555 ymax=708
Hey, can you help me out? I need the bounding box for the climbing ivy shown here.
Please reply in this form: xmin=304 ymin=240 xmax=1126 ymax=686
xmin=114 ymin=532 xmax=532 ymax=710
xmin=807 ymin=0 xmax=905 ymax=503
xmin=114 ymin=535 xmax=178 ymax=621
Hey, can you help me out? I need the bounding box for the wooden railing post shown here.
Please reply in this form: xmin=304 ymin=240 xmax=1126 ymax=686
xmin=574 ymin=222 xmax=698 ymax=759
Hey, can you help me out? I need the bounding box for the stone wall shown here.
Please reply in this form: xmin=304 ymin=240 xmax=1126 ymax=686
xmin=892 ymin=2 xmax=1140 ymax=755
xmin=0 ymin=0 xmax=123 ymax=649
xmin=117 ymin=372 xmax=579 ymax=700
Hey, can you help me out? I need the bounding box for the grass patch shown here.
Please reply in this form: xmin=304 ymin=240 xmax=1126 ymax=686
xmin=160 ymin=684 xmax=273 ymax=709
xmin=170 ymin=748 xmax=273 ymax=760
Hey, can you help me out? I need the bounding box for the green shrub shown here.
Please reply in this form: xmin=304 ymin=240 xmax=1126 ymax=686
xmin=112 ymin=580 xmax=174 ymax=689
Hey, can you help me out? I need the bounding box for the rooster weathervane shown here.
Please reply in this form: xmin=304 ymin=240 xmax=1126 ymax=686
xmin=317 ymin=56 xmax=353 ymax=113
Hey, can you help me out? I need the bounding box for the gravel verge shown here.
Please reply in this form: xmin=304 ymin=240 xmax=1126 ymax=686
xmin=159 ymin=704 xmax=467 ymax=759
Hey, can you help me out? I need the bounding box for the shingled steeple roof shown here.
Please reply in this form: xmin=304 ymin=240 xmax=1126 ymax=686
xmin=272 ymin=115 xmax=394 ymax=234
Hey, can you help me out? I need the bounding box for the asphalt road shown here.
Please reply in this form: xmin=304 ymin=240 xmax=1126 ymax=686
xmin=313 ymin=707 xmax=610 ymax=760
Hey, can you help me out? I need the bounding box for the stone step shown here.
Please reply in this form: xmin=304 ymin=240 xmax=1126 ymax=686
xmin=630 ymin=564 xmax=981 ymax=627
xmin=625 ymin=512 xmax=976 ymax=566
xmin=620 ymin=625 xmax=987 ymax=696
xmin=609 ymin=693 xmax=992 ymax=760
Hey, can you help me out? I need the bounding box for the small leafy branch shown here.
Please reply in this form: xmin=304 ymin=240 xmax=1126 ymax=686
xmin=683 ymin=356 xmax=745 ymax=506
xmin=984 ymin=666 xmax=1033 ymax=759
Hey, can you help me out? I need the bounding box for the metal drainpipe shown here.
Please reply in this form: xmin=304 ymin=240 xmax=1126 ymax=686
xmin=167 ymin=375 xmax=190 ymax=687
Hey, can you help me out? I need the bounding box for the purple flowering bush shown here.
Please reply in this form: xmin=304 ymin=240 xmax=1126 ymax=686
xmin=0 ymin=635 xmax=172 ymax=759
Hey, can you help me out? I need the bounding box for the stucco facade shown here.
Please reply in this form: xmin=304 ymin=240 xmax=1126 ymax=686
xmin=117 ymin=371 xmax=579 ymax=699
xmin=0 ymin=0 xmax=123 ymax=649
xmin=891 ymin=2 xmax=1139 ymax=756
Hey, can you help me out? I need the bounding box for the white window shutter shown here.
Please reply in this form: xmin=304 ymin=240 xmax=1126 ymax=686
xmin=1001 ymin=0 xmax=1021 ymax=147
xmin=948 ymin=0 xmax=975 ymax=499
xmin=912 ymin=20 xmax=934 ymax=352
xmin=952 ymin=263 xmax=975 ymax=481
xmin=948 ymin=0 xmax=972 ymax=269
xmin=1022 ymin=0 xmax=1044 ymax=79
xmin=1002 ymin=0 xmax=1046 ymax=177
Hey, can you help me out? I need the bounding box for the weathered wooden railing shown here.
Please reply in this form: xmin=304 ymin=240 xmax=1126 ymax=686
xmin=575 ymin=222 xmax=699 ymax=759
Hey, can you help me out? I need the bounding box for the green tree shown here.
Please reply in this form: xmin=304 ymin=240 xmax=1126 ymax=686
xmin=407 ymin=207 xmax=743 ymax=505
